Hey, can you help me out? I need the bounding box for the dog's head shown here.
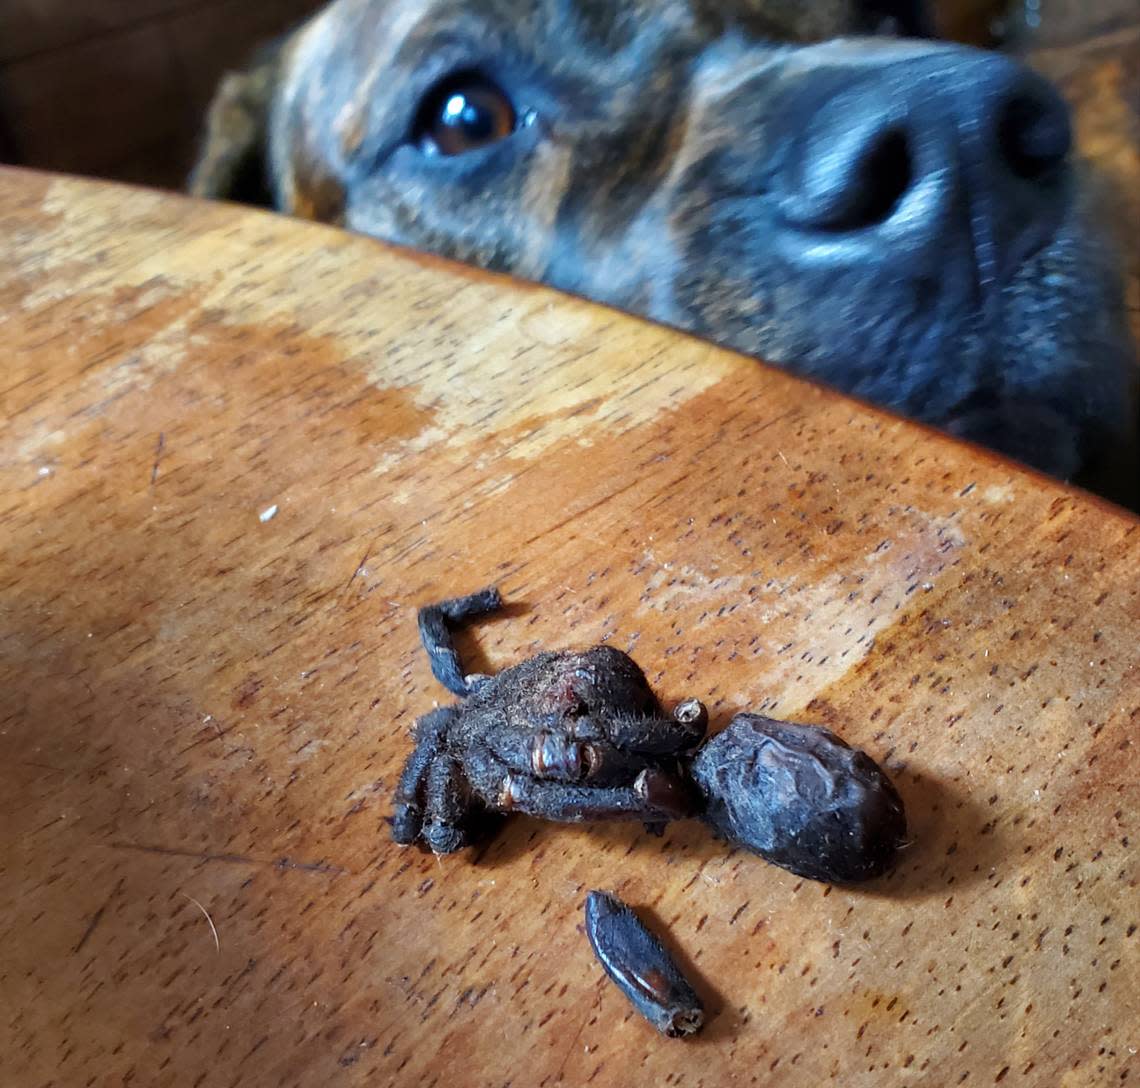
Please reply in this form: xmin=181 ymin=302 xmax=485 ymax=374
xmin=191 ymin=0 xmax=1137 ymax=497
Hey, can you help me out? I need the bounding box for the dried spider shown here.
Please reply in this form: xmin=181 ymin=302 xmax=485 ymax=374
xmin=391 ymin=587 xmax=707 ymax=854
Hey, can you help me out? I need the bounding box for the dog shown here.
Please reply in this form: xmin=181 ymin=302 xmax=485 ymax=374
xmin=190 ymin=0 xmax=1138 ymax=504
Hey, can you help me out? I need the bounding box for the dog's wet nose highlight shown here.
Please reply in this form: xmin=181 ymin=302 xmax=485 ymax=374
xmin=778 ymin=47 xmax=1072 ymax=278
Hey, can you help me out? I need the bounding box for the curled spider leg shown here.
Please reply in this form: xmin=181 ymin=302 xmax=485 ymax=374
xmin=479 ymin=714 xmax=596 ymax=782
xmin=496 ymin=768 xmax=698 ymax=825
xmin=483 ymin=723 xmax=651 ymax=786
xmin=478 ymin=701 xmax=708 ymax=788
xmin=581 ymin=698 xmax=708 ymax=756
xmin=553 ymin=734 xmax=667 ymax=787
xmin=421 ymin=754 xmax=480 ymax=855
xmin=473 ymin=711 xmax=645 ymax=786
xmin=391 ymin=706 xmax=458 ymax=845
xmin=479 ymin=702 xmax=705 ymax=788
xmin=416 ymin=585 xmax=502 ymax=697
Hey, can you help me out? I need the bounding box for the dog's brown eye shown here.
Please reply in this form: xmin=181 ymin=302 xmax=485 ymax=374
xmin=414 ymin=74 xmax=516 ymax=156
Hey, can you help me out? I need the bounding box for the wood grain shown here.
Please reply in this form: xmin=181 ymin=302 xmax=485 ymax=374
xmin=1 ymin=169 xmax=1137 ymax=1088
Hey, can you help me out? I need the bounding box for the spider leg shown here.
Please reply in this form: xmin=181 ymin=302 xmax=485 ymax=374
xmin=473 ymin=717 xmax=628 ymax=788
xmin=588 ymin=698 xmax=708 ymax=756
xmin=500 ymin=769 xmax=697 ymax=824
xmin=577 ymin=741 xmax=662 ymax=786
xmin=421 ymin=754 xmax=480 ymax=855
xmin=465 ymin=734 xmax=696 ymax=824
xmin=479 ymin=717 xmax=587 ymax=781
xmin=476 ymin=709 xmax=673 ymax=786
xmin=391 ymin=706 xmax=457 ymax=845
xmin=417 ymin=586 xmax=502 ymax=697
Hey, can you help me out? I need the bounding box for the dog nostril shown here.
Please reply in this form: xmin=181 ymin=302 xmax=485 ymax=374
xmin=841 ymin=128 xmax=913 ymax=229
xmin=997 ymin=91 xmax=1071 ymax=180
xmin=789 ymin=121 xmax=914 ymax=232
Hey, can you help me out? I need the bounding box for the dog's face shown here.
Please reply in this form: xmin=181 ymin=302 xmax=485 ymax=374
xmin=193 ymin=0 xmax=1137 ymax=495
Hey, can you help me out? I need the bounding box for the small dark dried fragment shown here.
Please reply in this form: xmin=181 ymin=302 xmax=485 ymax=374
xmin=584 ymin=890 xmax=704 ymax=1038
xmin=690 ymin=713 xmax=907 ymax=883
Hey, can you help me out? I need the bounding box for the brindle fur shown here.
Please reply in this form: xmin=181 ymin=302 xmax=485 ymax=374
xmin=190 ymin=1 xmax=1137 ymax=503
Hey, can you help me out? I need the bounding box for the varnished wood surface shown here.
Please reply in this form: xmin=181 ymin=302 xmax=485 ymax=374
xmin=1 ymin=169 xmax=1138 ymax=1088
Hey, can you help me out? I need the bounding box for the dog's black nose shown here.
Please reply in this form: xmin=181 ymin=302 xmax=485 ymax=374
xmin=778 ymin=48 xmax=1072 ymax=283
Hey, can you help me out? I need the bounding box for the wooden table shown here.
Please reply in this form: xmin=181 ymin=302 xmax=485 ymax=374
xmin=1 ymin=168 xmax=1137 ymax=1088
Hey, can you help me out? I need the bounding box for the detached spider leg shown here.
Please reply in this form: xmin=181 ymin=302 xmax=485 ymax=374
xmin=417 ymin=585 xmax=502 ymax=696
xmin=391 ymin=706 xmax=457 ymax=845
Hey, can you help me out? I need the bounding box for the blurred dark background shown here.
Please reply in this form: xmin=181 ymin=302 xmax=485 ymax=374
xmin=0 ymin=0 xmax=324 ymax=188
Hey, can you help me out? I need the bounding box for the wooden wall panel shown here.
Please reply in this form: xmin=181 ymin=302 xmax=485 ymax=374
xmin=0 ymin=23 xmax=185 ymax=178
xmin=0 ymin=0 xmax=186 ymax=65
xmin=166 ymin=0 xmax=316 ymax=120
xmin=0 ymin=0 xmax=321 ymax=188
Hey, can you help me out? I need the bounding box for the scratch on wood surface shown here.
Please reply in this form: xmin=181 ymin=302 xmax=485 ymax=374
xmin=554 ymin=991 xmax=600 ymax=1083
xmin=275 ymin=856 xmax=348 ymax=875
xmin=150 ymin=432 xmax=165 ymax=485
xmin=339 ymin=532 xmax=382 ymax=605
xmin=176 ymin=719 xmax=236 ymax=756
xmin=72 ymin=905 xmax=106 ymax=956
xmin=109 ymin=841 xmax=348 ymax=875
xmin=16 ymin=760 xmax=67 ymax=776
xmin=110 ymin=841 xmax=256 ymax=865
xmin=520 ymin=476 xmax=644 ymax=548
xmin=73 ymin=878 xmax=124 ymax=955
